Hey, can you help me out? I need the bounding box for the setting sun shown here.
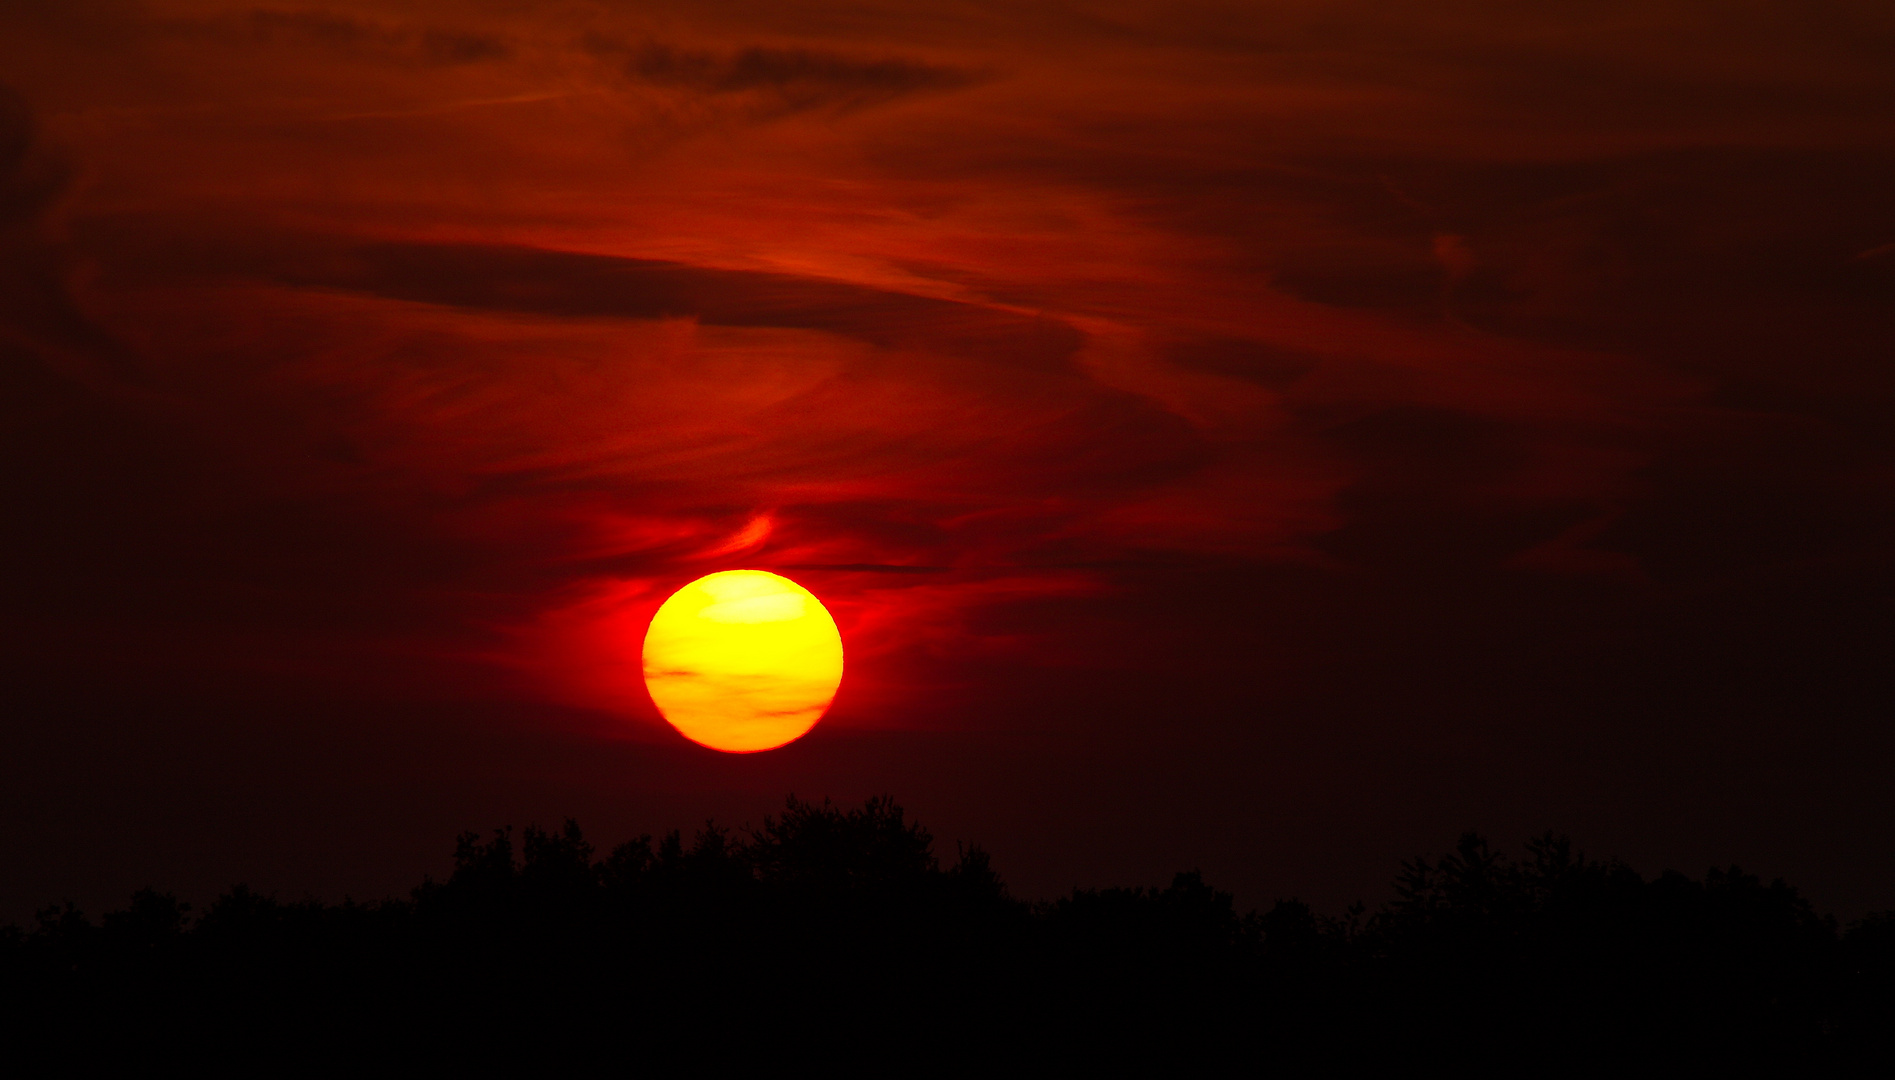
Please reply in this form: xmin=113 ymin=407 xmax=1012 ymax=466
xmin=642 ymin=570 xmax=843 ymax=753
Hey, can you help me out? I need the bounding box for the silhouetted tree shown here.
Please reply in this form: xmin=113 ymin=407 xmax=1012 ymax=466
xmin=2 ymin=799 xmax=1888 ymax=1070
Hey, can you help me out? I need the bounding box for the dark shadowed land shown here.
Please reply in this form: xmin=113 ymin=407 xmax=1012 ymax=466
xmin=4 ymin=797 xmax=1892 ymax=1070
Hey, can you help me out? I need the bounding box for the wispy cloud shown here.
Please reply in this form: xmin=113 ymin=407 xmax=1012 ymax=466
xmin=602 ymin=38 xmax=982 ymax=113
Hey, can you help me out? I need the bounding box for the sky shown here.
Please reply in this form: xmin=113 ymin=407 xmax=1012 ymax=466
xmin=2 ymin=0 xmax=1892 ymax=921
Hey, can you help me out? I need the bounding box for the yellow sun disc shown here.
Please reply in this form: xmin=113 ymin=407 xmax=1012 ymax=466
xmin=641 ymin=570 xmax=843 ymax=753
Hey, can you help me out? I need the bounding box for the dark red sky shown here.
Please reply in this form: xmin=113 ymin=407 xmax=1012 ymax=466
xmin=3 ymin=0 xmax=1892 ymax=921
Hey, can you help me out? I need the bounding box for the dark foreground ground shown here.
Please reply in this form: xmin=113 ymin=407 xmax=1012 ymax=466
xmin=4 ymin=796 xmax=1892 ymax=1071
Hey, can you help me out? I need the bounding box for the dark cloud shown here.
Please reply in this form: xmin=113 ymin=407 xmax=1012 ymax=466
xmin=71 ymin=220 xmax=1085 ymax=369
xmin=299 ymin=241 xmax=1081 ymax=368
xmin=0 ymin=86 xmax=60 ymax=225
xmin=233 ymin=9 xmax=510 ymax=65
xmin=1161 ymin=339 xmax=1322 ymax=389
xmin=591 ymin=36 xmax=981 ymax=113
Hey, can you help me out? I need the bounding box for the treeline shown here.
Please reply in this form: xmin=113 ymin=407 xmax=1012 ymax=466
xmin=4 ymin=796 xmax=1893 ymax=1069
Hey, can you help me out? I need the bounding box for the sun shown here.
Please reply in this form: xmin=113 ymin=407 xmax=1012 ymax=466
xmin=641 ymin=570 xmax=844 ymax=753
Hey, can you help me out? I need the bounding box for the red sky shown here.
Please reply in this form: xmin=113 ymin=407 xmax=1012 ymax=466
xmin=3 ymin=0 xmax=1893 ymax=919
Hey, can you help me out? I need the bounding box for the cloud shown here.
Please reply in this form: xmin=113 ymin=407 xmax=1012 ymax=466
xmin=284 ymin=240 xmax=1084 ymax=367
xmin=606 ymin=39 xmax=982 ymax=112
xmin=0 ymin=85 xmax=63 ymax=227
xmin=198 ymin=8 xmax=512 ymax=66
